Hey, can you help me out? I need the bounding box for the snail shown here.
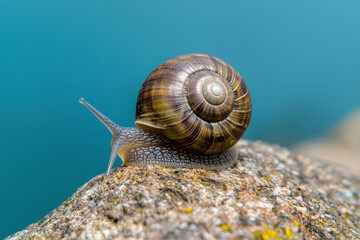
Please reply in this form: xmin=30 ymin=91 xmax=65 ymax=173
xmin=80 ymin=54 xmax=251 ymax=177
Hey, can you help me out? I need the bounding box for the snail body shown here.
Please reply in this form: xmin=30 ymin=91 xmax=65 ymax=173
xmin=80 ymin=54 xmax=251 ymax=177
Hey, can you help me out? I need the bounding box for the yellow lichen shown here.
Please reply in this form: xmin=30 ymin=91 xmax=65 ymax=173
xmin=253 ymin=231 xmax=262 ymax=240
xmin=197 ymin=179 xmax=207 ymax=184
xmin=262 ymin=176 xmax=272 ymax=182
xmin=193 ymin=173 xmax=207 ymax=184
xmin=115 ymin=198 xmax=119 ymax=203
xmin=220 ymin=223 xmax=231 ymax=231
xmin=138 ymin=207 xmax=142 ymax=212
xmin=182 ymin=208 xmax=193 ymax=214
xmin=285 ymin=227 xmax=294 ymax=239
xmin=344 ymin=213 xmax=350 ymax=221
xmin=266 ymin=228 xmax=277 ymax=237
xmin=294 ymin=221 xmax=300 ymax=228
xmin=253 ymin=228 xmax=283 ymax=240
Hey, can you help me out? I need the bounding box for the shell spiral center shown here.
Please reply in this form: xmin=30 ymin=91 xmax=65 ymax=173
xmin=187 ymin=71 xmax=234 ymax=122
xmin=202 ymin=80 xmax=225 ymax=105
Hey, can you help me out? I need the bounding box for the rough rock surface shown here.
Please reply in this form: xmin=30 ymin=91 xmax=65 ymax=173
xmin=7 ymin=141 xmax=360 ymax=240
xmin=294 ymin=109 xmax=360 ymax=176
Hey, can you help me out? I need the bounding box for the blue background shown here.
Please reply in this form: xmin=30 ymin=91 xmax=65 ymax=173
xmin=0 ymin=0 xmax=359 ymax=238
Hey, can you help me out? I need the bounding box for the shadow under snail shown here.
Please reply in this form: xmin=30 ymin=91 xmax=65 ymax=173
xmin=80 ymin=54 xmax=252 ymax=177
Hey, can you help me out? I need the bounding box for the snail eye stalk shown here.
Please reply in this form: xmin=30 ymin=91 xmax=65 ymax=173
xmin=80 ymin=97 xmax=124 ymax=178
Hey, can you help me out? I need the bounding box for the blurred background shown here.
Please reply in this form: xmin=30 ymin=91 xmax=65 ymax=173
xmin=0 ymin=0 xmax=359 ymax=238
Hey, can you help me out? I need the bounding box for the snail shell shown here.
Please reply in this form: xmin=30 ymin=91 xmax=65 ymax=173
xmin=80 ymin=54 xmax=252 ymax=177
xmin=135 ymin=54 xmax=251 ymax=154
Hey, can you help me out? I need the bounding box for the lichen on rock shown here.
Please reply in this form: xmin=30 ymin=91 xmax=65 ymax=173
xmin=6 ymin=141 xmax=360 ymax=239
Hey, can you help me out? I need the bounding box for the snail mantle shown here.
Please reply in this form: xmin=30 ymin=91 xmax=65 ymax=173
xmin=7 ymin=141 xmax=359 ymax=240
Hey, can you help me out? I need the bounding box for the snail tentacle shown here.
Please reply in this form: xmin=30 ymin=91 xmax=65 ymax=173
xmin=79 ymin=98 xmax=123 ymax=135
xmin=80 ymin=98 xmax=126 ymax=176
xmin=105 ymin=134 xmax=123 ymax=177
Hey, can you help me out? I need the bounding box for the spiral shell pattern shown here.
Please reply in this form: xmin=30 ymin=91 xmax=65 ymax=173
xmin=135 ymin=54 xmax=251 ymax=154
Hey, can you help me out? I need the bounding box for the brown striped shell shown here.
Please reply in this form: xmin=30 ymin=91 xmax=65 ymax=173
xmin=134 ymin=54 xmax=252 ymax=155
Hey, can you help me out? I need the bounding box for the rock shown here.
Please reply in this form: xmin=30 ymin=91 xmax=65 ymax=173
xmin=6 ymin=141 xmax=360 ymax=239
xmin=293 ymin=109 xmax=360 ymax=176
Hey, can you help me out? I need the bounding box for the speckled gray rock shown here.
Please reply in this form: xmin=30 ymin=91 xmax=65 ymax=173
xmin=7 ymin=141 xmax=360 ymax=240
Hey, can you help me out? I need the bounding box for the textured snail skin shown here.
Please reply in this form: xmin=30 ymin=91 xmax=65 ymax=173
xmin=80 ymin=54 xmax=251 ymax=177
xmin=117 ymin=128 xmax=237 ymax=169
